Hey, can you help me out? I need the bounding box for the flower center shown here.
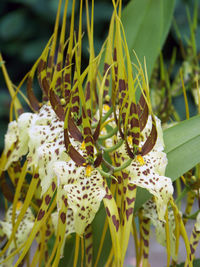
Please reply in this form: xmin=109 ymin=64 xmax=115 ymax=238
xmin=127 ymin=136 xmax=132 ymax=146
xmin=81 ymin=141 xmax=86 ymax=150
xmin=103 ymin=104 xmax=110 ymax=112
xmin=136 ymin=155 xmax=145 ymax=166
xmin=85 ymin=165 xmax=92 ymax=177
xmin=16 ymin=201 xmax=23 ymax=211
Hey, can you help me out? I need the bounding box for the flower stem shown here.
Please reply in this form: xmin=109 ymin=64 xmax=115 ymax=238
xmin=98 ymin=126 xmax=118 ymax=140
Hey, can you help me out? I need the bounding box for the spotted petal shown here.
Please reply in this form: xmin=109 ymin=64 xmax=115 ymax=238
xmin=143 ymin=200 xmax=176 ymax=260
xmin=127 ymin=153 xmax=173 ymax=220
xmin=0 ymin=203 xmax=35 ymax=265
xmin=54 ymin=161 xmax=106 ymax=235
xmin=4 ymin=113 xmax=37 ymax=170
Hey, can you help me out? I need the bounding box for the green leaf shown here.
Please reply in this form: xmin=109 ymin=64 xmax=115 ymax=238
xmin=164 ymin=115 xmax=200 ymax=154
xmin=59 ymin=234 xmax=77 ymax=267
xmin=122 ymin=0 xmax=175 ymax=78
xmin=134 ymin=115 xmax=200 ymax=212
xmin=164 ymin=115 xmax=200 ymax=180
xmin=92 ymin=205 xmax=112 ymax=266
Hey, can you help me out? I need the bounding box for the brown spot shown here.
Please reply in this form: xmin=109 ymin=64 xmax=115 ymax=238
xmin=142 ymin=226 xmax=149 ymax=235
xmin=88 ymin=254 xmax=92 ymax=263
xmin=64 ymin=73 xmax=70 ymax=83
xmin=128 ymin=184 xmax=136 ymax=191
xmin=112 ymin=215 xmax=119 ymax=232
xmin=72 ymin=95 xmax=79 ymax=104
xmin=106 ymin=207 xmax=111 ymax=217
xmin=60 ymin=212 xmax=66 ymax=224
xmin=105 ymin=79 xmax=109 ymax=87
xmin=7 ymin=150 xmax=12 ymax=158
xmin=122 ymin=172 xmax=128 ymax=179
xmin=45 ymin=195 xmax=51 ymax=205
xmin=126 ymin=208 xmax=133 ymax=220
xmin=143 ymin=218 xmax=149 ymax=224
xmin=46 ymin=230 xmax=51 ymax=237
xmin=64 ymin=198 xmax=68 ymax=207
xmin=37 ymin=209 xmax=45 ymax=220
xmin=84 ymin=127 xmax=91 ymax=135
xmin=34 ymin=173 xmax=39 ymax=179
xmin=104 ymin=194 xmax=112 ymax=200
xmin=86 ymin=243 xmax=92 ymax=255
xmin=55 ymin=148 xmax=59 ymax=156
xmin=85 ymin=82 xmax=91 ymax=101
xmin=143 ymin=237 xmax=149 ymax=247
xmin=52 ymin=182 xmax=56 ymax=191
xmin=126 ymin=197 xmax=135 ymax=205
xmin=85 ymin=136 xmax=93 ymax=144
xmin=190 ymin=244 xmax=195 ymax=255
xmin=119 ymin=79 xmax=126 ymax=92
xmin=85 ymin=232 xmax=92 ymax=239
xmin=143 ymin=251 xmax=148 ymax=259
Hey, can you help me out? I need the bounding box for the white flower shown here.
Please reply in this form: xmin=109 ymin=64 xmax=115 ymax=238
xmin=0 ymin=202 xmax=35 ymax=266
xmin=4 ymin=113 xmax=37 ymax=169
xmin=4 ymin=104 xmax=79 ymax=195
xmin=54 ymin=161 xmax=106 ymax=235
xmin=120 ymin=115 xmax=173 ymax=220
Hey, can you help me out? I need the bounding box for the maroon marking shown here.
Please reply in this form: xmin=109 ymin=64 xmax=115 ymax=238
xmin=45 ymin=195 xmax=51 ymax=205
xmin=143 ymin=237 xmax=149 ymax=247
xmin=112 ymin=215 xmax=119 ymax=232
xmin=126 ymin=208 xmax=133 ymax=220
xmin=126 ymin=197 xmax=135 ymax=205
xmin=128 ymin=184 xmax=136 ymax=191
xmin=64 ymin=73 xmax=70 ymax=83
xmin=143 ymin=251 xmax=148 ymax=259
xmin=52 ymin=182 xmax=56 ymax=191
xmin=60 ymin=212 xmax=66 ymax=224
xmin=104 ymin=194 xmax=112 ymax=200
xmin=46 ymin=230 xmax=51 ymax=236
xmin=106 ymin=207 xmax=111 ymax=217
xmin=142 ymin=226 xmax=149 ymax=235
xmin=88 ymin=254 xmax=92 ymax=263
xmin=83 ymin=127 xmax=91 ymax=135
xmin=37 ymin=209 xmax=45 ymax=220
xmin=34 ymin=173 xmax=39 ymax=179
xmin=55 ymin=148 xmax=59 ymax=156
xmin=86 ymin=244 xmax=93 ymax=255
xmin=85 ymin=232 xmax=92 ymax=239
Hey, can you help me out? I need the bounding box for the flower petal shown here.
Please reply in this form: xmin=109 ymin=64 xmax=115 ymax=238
xmin=63 ymin=167 xmax=106 ymax=235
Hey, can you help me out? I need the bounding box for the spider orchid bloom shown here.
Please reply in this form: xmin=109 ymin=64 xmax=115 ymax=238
xmin=0 ymin=0 xmax=175 ymax=266
xmin=142 ymin=200 xmax=177 ymax=261
xmin=3 ymin=104 xmax=84 ymax=195
xmin=0 ymin=202 xmax=35 ymax=266
xmin=125 ymin=115 xmax=174 ymax=221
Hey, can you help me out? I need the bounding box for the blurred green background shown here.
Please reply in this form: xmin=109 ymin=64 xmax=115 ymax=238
xmin=0 ymin=0 xmax=199 ymax=152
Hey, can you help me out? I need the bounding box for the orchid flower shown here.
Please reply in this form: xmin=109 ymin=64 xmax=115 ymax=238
xmin=143 ymin=200 xmax=177 ymax=261
xmin=0 ymin=202 xmax=35 ymax=266
xmin=0 ymin=0 xmax=175 ymax=266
